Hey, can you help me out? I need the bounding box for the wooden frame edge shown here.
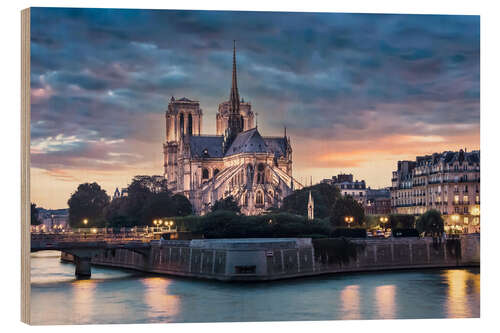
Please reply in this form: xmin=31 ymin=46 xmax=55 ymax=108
xmin=21 ymin=7 xmax=31 ymax=325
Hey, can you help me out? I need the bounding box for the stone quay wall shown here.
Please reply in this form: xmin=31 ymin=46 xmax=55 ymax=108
xmin=61 ymin=235 xmax=479 ymax=281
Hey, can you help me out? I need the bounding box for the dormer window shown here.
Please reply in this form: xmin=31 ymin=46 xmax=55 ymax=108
xmin=203 ymin=148 xmax=209 ymax=157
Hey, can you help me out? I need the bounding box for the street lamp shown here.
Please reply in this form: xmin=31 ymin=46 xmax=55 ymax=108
xmin=379 ymin=216 xmax=389 ymax=230
xmin=83 ymin=218 xmax=88 ymax=225
xmin=344 ymin=216 xmax=354 ymax=228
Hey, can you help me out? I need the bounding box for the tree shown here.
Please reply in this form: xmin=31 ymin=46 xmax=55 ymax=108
xmin=171 ymin=194 xmax=193 ymax=216
xmin=104 ymin=197 xmax=134 ymax=228
xmin=330 ymin=196 xmax=365 ymax=228
xmin=281 ymin=183 xmax=341 ymax=218
xmin=30 ymin=203 xmax=41 ymax=225
xmin=140 ymin=192 xmax=192 ymax=225
xmin=389 ymin=214 xmax=415 ymax=229
xmin=416 ymin=209 xmax=444 ymax=236
xmin=67 ymin=182 xmax=110 ymax=228
xmin=128 ymin=175 xmax=169 ymax=196
xmin=211 ymin=196 xmax=241 ymax=214
xmin=124 ymin=175 xmax=173 ymax=224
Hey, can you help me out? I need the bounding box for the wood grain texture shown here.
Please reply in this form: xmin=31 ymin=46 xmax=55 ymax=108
xmin=21 ymin=7 xmax=31 ymax=325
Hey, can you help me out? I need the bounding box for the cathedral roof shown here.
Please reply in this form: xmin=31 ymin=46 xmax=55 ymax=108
xmin=189 ymin=136 xmax=224 ymax=158
xmin=224 ymin=127 xmax=288 ymax=158
xmin=263 ymin=137 xmax=288 ymax=159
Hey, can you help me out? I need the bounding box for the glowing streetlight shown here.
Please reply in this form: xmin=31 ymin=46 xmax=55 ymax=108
xmin=344 ymin=216 xmax=354 ymax=228
xmin=83 ymin=218 xmax=88 ymax=225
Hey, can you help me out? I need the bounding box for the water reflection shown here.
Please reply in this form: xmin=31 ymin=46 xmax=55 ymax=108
xmin=375 ymin=285 xmax=396 ymax=319
xmin=141 ymin=277 xmax=180 ymax=322
xmin=340 ymin=285 xmax=360 ymax=319
xmin=444 ymin=269 xmax=480 ymax=318
xmin=72 ymin=279 xmax=97 ymax=322
xmin=30 ymin=253 xmax=480 ymax=325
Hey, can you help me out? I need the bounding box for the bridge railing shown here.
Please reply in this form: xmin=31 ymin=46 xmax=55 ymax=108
xmin=30 ymin=233 xmax=154 ymax=243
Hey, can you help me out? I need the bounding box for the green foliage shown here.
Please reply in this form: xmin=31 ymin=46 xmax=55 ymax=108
xmin=312 ymin=238 xmax=365 ymax=266
xmin=123 ymin=176 xmax=172 ymax=225
xmin=211 ymin=196 xmax=241 ymax=214
xmin=172 ymin=215 xmax=204 ymax=232
xmin=191 ymin=211 xmax=333 ymax=238
xmin=103 ymin=197 xmax=134 ymax=228
xmin=330 ymin=196 xmax=365 ymax=227
xmin=281 ymin=183 xmax=341 ymax=218
xmin=67 ymin=182 xmax=110 ymax=228
xmin=389 ymin=214 xmax=415 ymax=229
xmin=364 ymin=215 xmax=382 ymax=229
xmin=416 ymin=209 xmax=444 ymax=236
xmin=127 ymin=175 xmax=169 ymax=195
xmin=171 ymin=194 xmax=193 ymax=217
xmin=105 ymin=189 xmax=192 ymax=227
xmin=30 ymin=203 xmax=41 ymax=225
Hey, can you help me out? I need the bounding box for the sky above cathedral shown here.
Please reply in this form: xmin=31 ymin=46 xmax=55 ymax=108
xmin=30 ymin=8 xmax=480 ymax=209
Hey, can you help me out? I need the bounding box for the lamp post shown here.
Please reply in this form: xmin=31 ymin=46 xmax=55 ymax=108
xmin=344 ymin=216 xmax=354 ymax=228
xmin=83 ymin=219 xmax=88 ymax=235
xmin=379 ymin=216 xmax=389 ymax=232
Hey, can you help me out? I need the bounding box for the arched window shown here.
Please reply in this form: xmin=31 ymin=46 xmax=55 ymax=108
xmin=256 ymin=191 xmax=264 ymax=205
xmin=213 ymin=169 xmax=220 ymax=177
xmin=188 ymin=113 xmax=193 ymax=135
xmin=257 ymin=163 xmax=265 ymax=184
xmin=246 ymin=164 xmax=254 ymax=186
xmin=179 ymin=113 xmax=184 ymax=135
xmin=202 ymin=168 xmax=209 ymax=179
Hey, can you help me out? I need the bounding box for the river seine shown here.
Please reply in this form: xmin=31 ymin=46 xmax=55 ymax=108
xmin=30 ymin=251 xmax=480 ymax=325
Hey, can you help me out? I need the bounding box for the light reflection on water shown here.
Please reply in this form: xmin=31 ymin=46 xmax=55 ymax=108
xmin=340 ymin=285 xmax=360 ymax=320
xmin=30 ymin=251 xmax=480 ymax=325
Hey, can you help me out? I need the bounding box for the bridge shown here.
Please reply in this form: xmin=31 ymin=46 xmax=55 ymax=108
xmin=31 ymin=233 xmax=153 ymax=278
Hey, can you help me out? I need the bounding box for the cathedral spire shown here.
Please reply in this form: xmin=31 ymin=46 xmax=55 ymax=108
xmin=229 ymin=40 xmax=240 ymax=115
xmin=224 ymin=40 xmax=244 ymax=153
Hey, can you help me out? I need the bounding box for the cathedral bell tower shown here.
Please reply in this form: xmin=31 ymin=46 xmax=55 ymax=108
xmin=224 ymin=41 xmax=244 ymax=152
xmin=164 ymin=96 xmax=202 ymax=189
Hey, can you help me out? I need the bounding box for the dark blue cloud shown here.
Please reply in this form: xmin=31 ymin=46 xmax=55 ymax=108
xmin=29 ymin=8 xmax=480 ymax=171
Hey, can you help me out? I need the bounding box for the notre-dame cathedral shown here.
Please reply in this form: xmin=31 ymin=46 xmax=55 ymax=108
xmin=163 ymin=42 xmax=302 ymax=215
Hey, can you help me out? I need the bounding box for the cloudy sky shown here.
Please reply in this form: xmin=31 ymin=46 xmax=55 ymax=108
xmin=30 ymin=8 xmax=480 ymax=209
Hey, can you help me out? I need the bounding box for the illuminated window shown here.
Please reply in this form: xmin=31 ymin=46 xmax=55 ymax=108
xmin=454 ymin=195 xmax=459 ymax=203
xmin=463 ymin=195 xmax=469 ymax=203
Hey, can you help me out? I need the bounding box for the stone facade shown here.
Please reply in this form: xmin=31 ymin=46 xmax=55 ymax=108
xmin=76 ymin=235 xmax=479 ymax=281
xmin=163 ymin=43 xmax=301 ymax=215
xmin=321 ymin=173 xmax=366 ymax=204
xmin=364 ymin=188 xmax=391 ymax=215
xmin=390 ymin=149 xmax=480 ymax=233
